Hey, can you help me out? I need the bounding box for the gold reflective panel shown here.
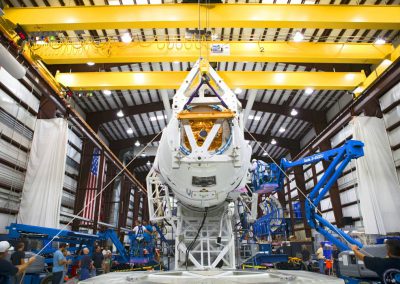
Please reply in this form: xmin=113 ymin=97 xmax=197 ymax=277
xmin=183 ymin=119 xmax=223 ymax=151
xmin=180 ymin=106 xmax=232 ymax=153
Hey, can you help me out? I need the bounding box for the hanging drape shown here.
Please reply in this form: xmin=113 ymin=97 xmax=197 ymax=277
xmin=353 ymin=116 xmax=400 ymax=234
xmin=17 ymin=118 xmax=68 ymax=228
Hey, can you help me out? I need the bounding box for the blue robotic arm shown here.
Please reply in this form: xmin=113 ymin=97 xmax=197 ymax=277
xmin=280 ymin=140 xmax=364 ymax=251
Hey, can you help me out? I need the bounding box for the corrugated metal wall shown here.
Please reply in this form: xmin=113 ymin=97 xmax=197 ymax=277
xmin=0 ymin=66 xmax=82 ymax=232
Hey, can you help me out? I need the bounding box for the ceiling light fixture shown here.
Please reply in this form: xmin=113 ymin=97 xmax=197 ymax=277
xmin=126 ymin=128 xmax=134 ymax=134
xmin=102 ymin=90 xmax=112 ymax=96
xmin=141 ymin=152 xmax=146 ymax=157
xmin=345 ymin=73 xmax=355 ymax=81
xmin=117 ymin=110 xmax=124 ymax=117
xmin=293 ymin=31 xmax=304 ymax=42
xmin=121 ymin=32 xmax=132 ymax=43
xmin=146 ymin=160 xmax=151 ymax=166
xmin=135 ymin=140 xmax=140 ymax=147
xmin=374 ymin=38 xmax=386 ymax=45
xmin=271 ymin=139 xmax=277 ymax=145
xmin=290 ymin=109 xmax=298 ymax=116
xmin=262 ymin=152 xmax=268 ymax=156
xmin=86 ymin=62 xmax=95 ymax=66
xmin=305 ymin=87 xmax=314 ymax=95
xmin=279 ymin=127 xmax=286 ymax=133
xmin=234 ymin=87 xmax=242 ymax=95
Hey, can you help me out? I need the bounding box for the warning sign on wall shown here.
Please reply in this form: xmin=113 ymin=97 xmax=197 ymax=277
xmin=210 ymin=44 xmax=230 ymax=55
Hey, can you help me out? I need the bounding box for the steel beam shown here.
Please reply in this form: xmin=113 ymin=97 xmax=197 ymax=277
xmin=72 ymin=140 xmax=95 ymax=231
xmin=132 ymin=190 xmax=141 ymax=224
xmin=87 ymin=101 xmax=166 ymax=131
xmin=243 ymin=90 xmax=257 ymax=125
xmin=110 ymin=134 xmax=158 ymax=155
xmin=246 ymin=132 xmax=299 ymax=152
xmin=101 ymin=164 xmax=116 ymax=225
xmin=93 ymin=150 xmax=105 ymax=234
xmin=55 ymin=71 xmax=365 ymax=90
xmin=46 ymin=62 xmax=372 ymax=75
xmin=4 ymin=5 xmax=400 ymax=31
xmin=88 ymin=100 xmax=321 ymax=132
xmin=37 ymin=96 xmax=57 ymax=119
xmin=109 ymin=132 xmax=298 ymax=153
xmin=242 ymin=99 xmax=324 ymax=123
xmin=118 ymin=176 xmax=132 ymax=236
xmin=33 ymin=41 xmax=393 ymax=65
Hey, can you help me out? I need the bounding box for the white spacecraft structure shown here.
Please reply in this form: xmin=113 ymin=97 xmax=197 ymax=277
xmin=147 ymin=59 xmax=253 ymax=270
xmin=86 ymin=59 xmax=344 ymax=283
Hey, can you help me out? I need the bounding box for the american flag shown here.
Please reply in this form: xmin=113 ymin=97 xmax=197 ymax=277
xmin=82 ymin=148 xmax=102 ymax=224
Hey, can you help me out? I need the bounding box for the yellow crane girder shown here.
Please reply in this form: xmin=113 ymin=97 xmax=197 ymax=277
xmin=55 ymin=71 xmax=365 ymax=91
xmin=353 ymin=44 xmax=400 ymax=98
xmin=33 ymin=41 xmax=393 ymax=65
xmin=4 ymin=4 xmax=400 ymax=32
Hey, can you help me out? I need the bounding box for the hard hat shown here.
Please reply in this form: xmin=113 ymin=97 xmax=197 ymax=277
xmin=252 ymin=159 xmax=257 ymax=163
xmin=0 ymin=241 xmax=11 ymax=253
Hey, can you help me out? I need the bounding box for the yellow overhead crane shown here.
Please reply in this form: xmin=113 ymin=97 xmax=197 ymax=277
xmin=3 ymin=4 xmax=400 ymax=31
xmin=1 ymin=3 xmax=400 ymax=99
xmin=55 ymin=71 xmax=365 ymax=91
xmin=33 ymin=41 xmax=393 ymax=65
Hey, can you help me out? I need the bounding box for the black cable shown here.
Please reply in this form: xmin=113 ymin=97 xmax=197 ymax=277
xmin=185 ymin=207 xmax=208 ymax=269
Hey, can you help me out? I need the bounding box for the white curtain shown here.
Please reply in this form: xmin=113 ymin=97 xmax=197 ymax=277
xmin=352 ymin=116 xmax=400 ymax=234
xmin=17 ymin=118 xmax=68 ymax=228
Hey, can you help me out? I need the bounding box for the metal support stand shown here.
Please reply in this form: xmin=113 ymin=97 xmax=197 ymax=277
xmin=175 ymin=205 xmax=235 ymax=270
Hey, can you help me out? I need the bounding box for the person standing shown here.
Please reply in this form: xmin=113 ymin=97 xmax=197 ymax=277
xmin=316 ymin=243 xmax=325 ymax=274
xmin=331 ymin=245 xmax=340 ymax=277
xmin=92 ymin=246 xmax=104 ymax=276
xmin=79 ymin=248 xmax=93 ymax=281
xmin=102 ymin=248 xmax=112 ymax=274
xmin=10 ymin=242 xmax=26 ymax=284
xmin=10 ymin=242 xmax=25 ymax=266
xmin=0 ymin=241 xmax=36 ymax=284
xmin=351 ymin=240 xmax=400 ymax=283
xmin=61 ymin=248 xmax=69 ymax=282
xmin=53 ymin=243 xmax=71 ymax=284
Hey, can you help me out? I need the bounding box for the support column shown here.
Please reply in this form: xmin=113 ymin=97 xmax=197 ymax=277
xmin=37 ymin=96 xmax=57 ymax=119
xmin=72 ymin=139 xmax=95 ymax=231
xmin=292 ymin=167 xmax=312 ymax=238
xmin=102 ymin=164 xmax=116 ymax=225
xmin=142 ymin=194 xmax=149 ymax=222
xmin=93 ymin=151 xmax=105 ymax=234
xmin=132 ymin=189 xmax=141 ymax=223
xmin=118 ymin=177 xmax=132 ymax=239
xmin=289 ymin=148 xmax=312 ymax=238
